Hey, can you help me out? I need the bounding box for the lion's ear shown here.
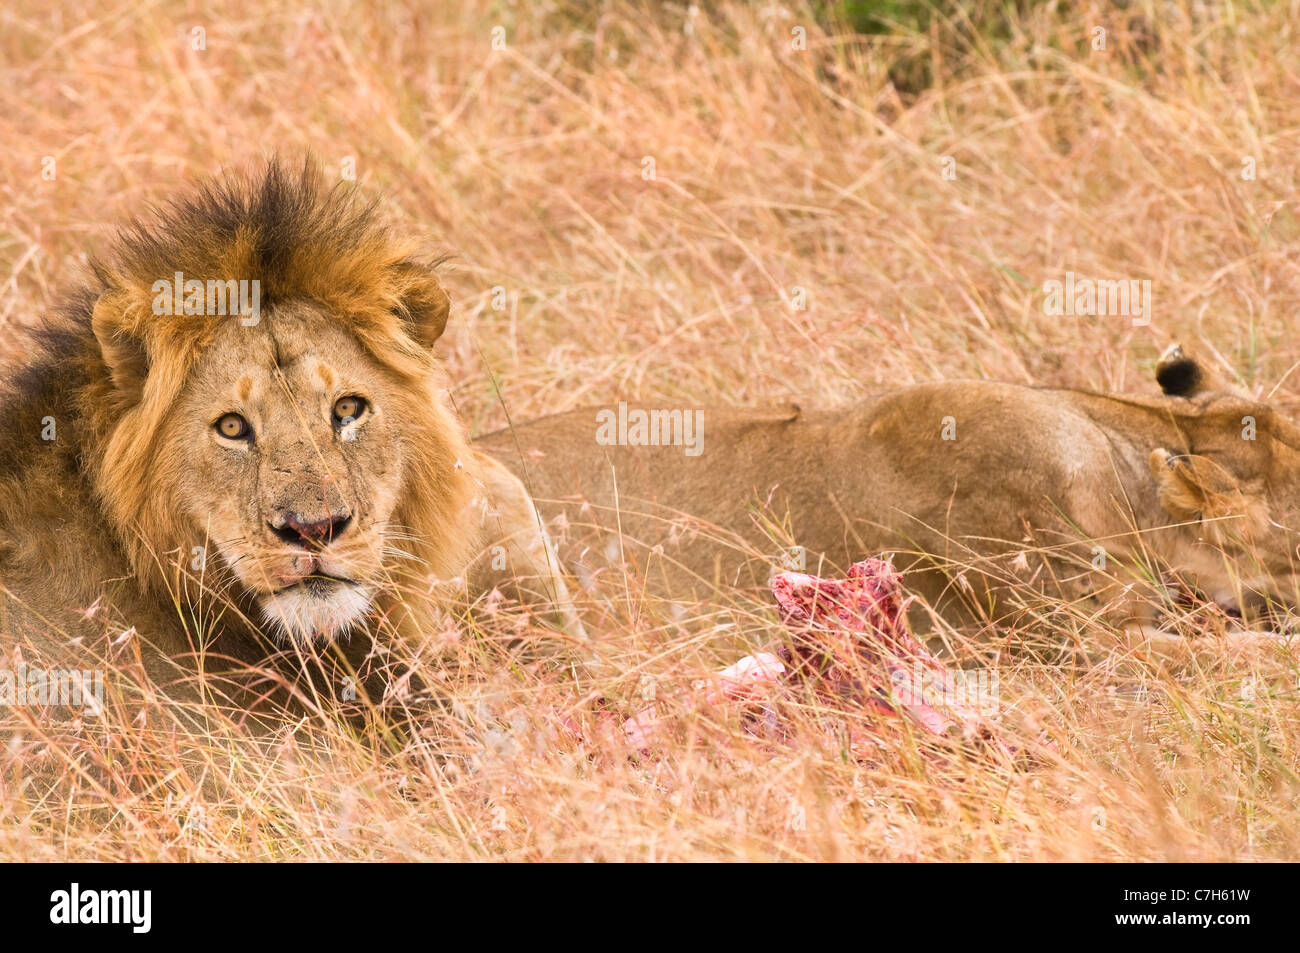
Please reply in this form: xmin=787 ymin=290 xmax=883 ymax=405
xmin=1155 ymin=344 xmax=1205 ymax=396
xmin=1148 ymin=448 xmax=1265 ymax=528
xmin=1155 ymin=343 xmax=1249 ymax=399
xmin=91 ymin=292 xmax=149 ymax=402
xmin=391 ymin=261 xmax=451 ymax=349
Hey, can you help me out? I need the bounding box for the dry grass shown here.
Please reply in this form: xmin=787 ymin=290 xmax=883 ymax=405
xmin=3 ymin=0 xmax=1300 ymax=861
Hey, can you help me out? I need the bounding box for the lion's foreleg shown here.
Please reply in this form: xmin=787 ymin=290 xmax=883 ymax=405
xmin=464 ymin=453 xmax=614 ymax=682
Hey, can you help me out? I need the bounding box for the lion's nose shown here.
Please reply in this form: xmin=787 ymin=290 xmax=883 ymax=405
xmin=268 ymin=511 xmax=353 ymax=548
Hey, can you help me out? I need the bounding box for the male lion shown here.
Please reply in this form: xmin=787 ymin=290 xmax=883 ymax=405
xmin=0 ymin=161 xmax=578 ymax=708
xmin=478 ymin=346 xmax=1300 ymax=643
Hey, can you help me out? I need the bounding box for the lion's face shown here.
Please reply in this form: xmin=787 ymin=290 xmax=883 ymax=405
xmin=163 ymin=302 xmax=410 ymax=642
xmin=1149 ymin=347 xmax=1300 ymax=610
xmin=74 ymin=162 xmax=478 ymax=651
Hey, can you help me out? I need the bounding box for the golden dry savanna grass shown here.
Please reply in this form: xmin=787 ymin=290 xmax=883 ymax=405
xmin=2 ymin=0 xmax=1300 ymax=861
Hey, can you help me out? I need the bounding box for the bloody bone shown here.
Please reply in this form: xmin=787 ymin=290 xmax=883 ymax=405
xmin=770 ymin=559 xmax=1003 ymax=749
xmin=621 ymin=559 xmax=1011 ymax=759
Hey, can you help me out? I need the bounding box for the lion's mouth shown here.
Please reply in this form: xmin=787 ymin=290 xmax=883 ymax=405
xmin=273 ymin=572 xmax=358 ymax=597
xmin=216 ymin=542 xmax=373 ymax=642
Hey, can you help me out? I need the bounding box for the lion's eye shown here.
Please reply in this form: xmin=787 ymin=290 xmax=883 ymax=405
xmin=215 ymin=413 xmax=252 ymax=440
xmin=332 ymin=396 xmax=367 ymax=426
